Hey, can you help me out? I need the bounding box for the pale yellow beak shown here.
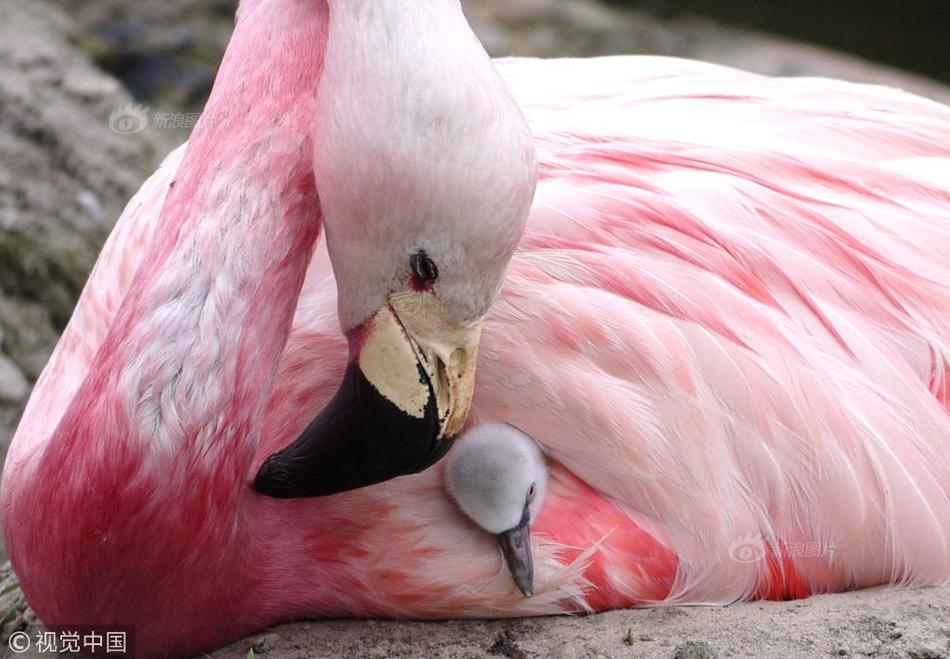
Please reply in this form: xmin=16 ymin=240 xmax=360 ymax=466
xmin=386 ymin=290 xmax=481 ymax=439
xmin=254 ymin=291 xmax=480 ymax=498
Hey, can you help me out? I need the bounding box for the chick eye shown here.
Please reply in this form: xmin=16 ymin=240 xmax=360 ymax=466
xmin=410 ymin=250 xmax=439 ymax=290
xmin=527 ymin=483 xmax=536 ymax=503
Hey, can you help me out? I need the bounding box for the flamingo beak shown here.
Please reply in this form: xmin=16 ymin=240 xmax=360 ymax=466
xmin=253 ymin=293 xmax=480 ymax=498
xmin=497 ymin=503 xmax=534 ymax=597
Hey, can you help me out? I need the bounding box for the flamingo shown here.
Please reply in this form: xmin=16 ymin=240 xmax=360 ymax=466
xmin=3 ymin=0 xmax=950 ymax=656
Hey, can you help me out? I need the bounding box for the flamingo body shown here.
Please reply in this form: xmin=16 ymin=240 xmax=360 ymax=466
xmin=3 ymin=48 xmax=950 ymax=659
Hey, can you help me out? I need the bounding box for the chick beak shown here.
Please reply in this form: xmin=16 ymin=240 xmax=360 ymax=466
xmin=497 ymin=503 xmax=534 ymax=597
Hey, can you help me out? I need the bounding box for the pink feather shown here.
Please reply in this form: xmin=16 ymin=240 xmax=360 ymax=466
xmin=3 ymin=32 xmax=950 ymax=659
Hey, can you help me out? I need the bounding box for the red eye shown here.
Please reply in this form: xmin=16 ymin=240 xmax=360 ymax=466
xmin=410 ymin=250 xmax=439 ymax=290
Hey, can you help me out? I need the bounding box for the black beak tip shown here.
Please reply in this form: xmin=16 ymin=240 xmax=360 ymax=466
xmin=251 ymin=359 xmax=451 ymax=499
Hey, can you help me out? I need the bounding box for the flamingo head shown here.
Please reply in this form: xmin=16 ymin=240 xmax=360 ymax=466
xmin=253 ymin=1 xmax=538 ymax=498
xmin=445 ymin=423 xmax=548 ymax=597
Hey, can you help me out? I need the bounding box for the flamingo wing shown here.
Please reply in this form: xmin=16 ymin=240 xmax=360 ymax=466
xmin=474 ymin=56 xmax=950 ymax=602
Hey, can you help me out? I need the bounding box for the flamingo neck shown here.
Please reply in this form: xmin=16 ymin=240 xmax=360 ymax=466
xmin=52 ymin=0 xmax=330 ymax=467
xmin=4 ymin=2 xmax=332 ymax=642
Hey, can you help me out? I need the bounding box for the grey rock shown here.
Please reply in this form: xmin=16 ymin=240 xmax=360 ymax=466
xmin=0 ymin=354 xmax=28 ymax=404
xmin=251 ymin=632 xmax=282 ymax=654
xmin=464 ymin=1 xmax=950 ymax=106
xmin=554 ymin=640 xmax=591 ymax=659
xmin=0 ymin=0 xmax=175 ymax=459
xmin=673 ymin=640 xmax=718 ymax=659
xmin=0 ymin=561 xmax=31 ymax=647
xmin=45 ymin=0 xmax=950 ymax=113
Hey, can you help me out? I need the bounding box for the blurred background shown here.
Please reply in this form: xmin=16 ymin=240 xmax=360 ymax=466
xmin=48 ymin=0 xmax=950 ymax=115
xmin=0 ymin=0 xmax=948 ymax=475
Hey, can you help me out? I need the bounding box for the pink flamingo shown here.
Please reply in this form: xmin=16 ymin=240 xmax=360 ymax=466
xmin=4 ymin=0 xmax=950 ymax=656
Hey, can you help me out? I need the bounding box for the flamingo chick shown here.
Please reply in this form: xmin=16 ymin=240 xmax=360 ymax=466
xmin=445 ymin=423 xmax=548 ymax=597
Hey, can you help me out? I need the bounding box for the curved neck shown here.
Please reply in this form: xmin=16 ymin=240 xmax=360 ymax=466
xmin=7 ymin=2 xmax=333 ymax=643
xmin=48 ymin=0 xmax=330 ymax=475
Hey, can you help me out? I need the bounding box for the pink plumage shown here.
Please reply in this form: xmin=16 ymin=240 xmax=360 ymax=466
xmin=2 ymin=3 xmax=950 ymax=657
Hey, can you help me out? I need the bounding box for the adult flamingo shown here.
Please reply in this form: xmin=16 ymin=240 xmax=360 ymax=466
xmin=4 ymin=0 xmax=950 ymax=656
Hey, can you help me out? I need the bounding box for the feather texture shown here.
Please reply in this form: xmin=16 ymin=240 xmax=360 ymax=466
xmin=2 ymin=55 xmax=950 ymax=657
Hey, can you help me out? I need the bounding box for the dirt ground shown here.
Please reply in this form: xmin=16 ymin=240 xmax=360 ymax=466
xmin=209 ymin=585 xmax=950 ymax=659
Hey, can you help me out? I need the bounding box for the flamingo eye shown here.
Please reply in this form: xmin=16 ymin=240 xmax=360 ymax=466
xmin=410 ymin=250 xmax=439 ymax=290
xmin=527 ymin=483 xmax=536 ymax=502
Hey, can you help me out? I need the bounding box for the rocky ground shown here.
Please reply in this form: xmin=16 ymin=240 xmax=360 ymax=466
xmin=46 ymin=0 xmax=950 ymax=112
xmin=1 ymin=0 xmax=949 ymax=657
xmin=209 ymin=584 xmax=950 ymax=659
xmin=1 ymin=556 xmax=947 ymax=658
xmin=0 ymin=0 xmax=176 ymax=462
